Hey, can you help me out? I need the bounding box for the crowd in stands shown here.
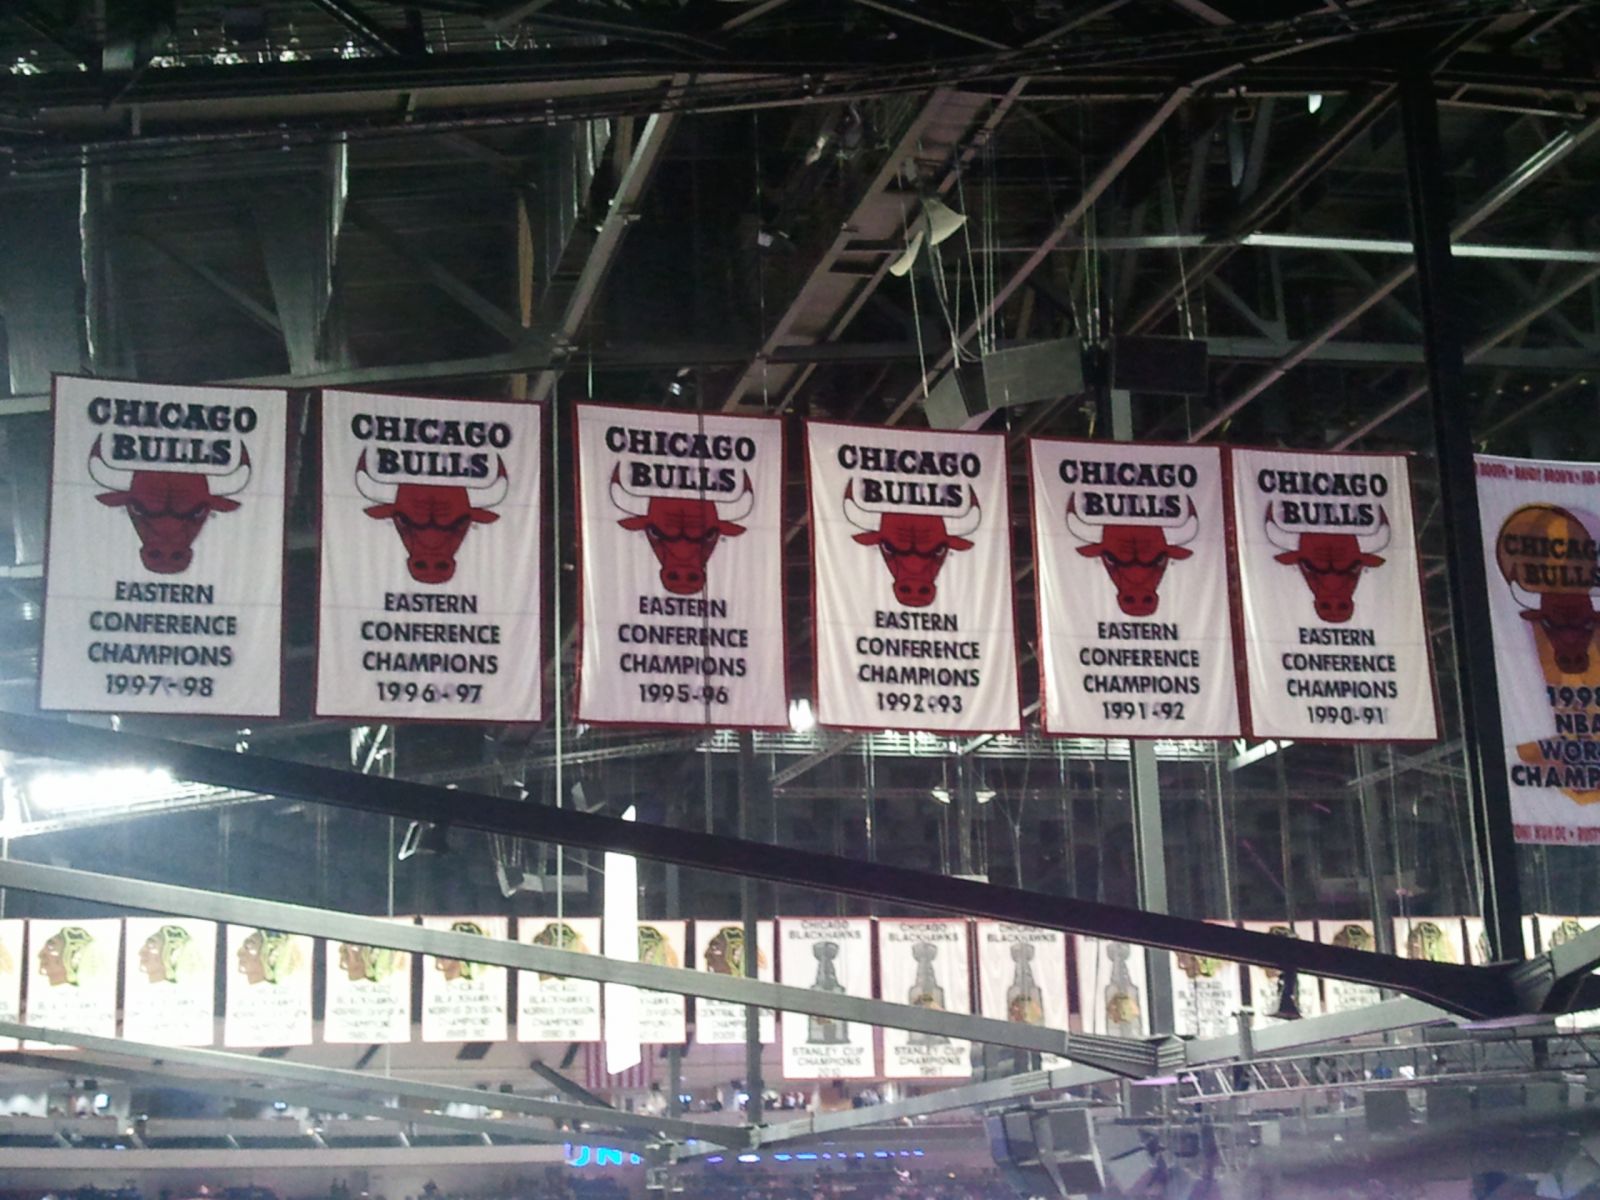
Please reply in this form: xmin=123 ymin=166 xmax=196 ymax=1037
xmin=666 ymin=1166 xmax=1014 ymax=1200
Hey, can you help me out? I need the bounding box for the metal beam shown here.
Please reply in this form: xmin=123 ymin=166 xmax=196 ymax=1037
xmin=130 ymin=229 xmax=283 ymax=337
xmin=849 ymin=0 xmax=1012 ymax=50
xmin=309 ymin=0 xmax=409 ymax=56
xmin=0 ymin=714 xmax=1515 ymax=1015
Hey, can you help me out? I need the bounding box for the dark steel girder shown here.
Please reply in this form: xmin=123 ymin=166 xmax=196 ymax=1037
xmin=0 ymin=713 xmax=1517 ymax=1017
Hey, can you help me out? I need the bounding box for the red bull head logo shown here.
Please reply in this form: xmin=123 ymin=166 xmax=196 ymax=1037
xmin=1065 ymin=496 xmax=1198 ymax=617
xmin=608 ymin=466 xmax=753 ymax=595
xmin=1498 ymin=505 xmax=1600 ymax=676
xmin=1264 ymin=503 xmax=1390 ymax=623
xmin=355 ymin=451 xmax=508 ymax=585
xmin=842 ymin=482 xmax=981 ymax=608
xmin=89 ymin=435 xmax=250 ymax=575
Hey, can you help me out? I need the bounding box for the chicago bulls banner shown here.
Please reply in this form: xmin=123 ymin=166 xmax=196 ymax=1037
xmin=1475 ymin=454 xmax=1600 ymax=844
xmin=224 ymin=924 xmax=313 ymax=1048
xmin=1240 ymin=921 xmax=1322 ymax=1026
xmin=316 ymin=390 xmax=543 ymax=723
xmin=636 ymin=919 xmax=688 ymax=1044
xmin=807 ymin=421 xmax=1021 ymax=733
xmin=40 ymin=376 xmax=288 ymax=716
xmin=421 ymin=915 xmax=509 ymax=1043
xmin=695 ymin=919 xmax=775 ymax=1045
xmin=324 ymin=921 xmax=414 ymax=1044
xmin=877 ymin=919 xmax=971 ymax=1080
xmin=575 ymin=404 xmax=787 ymax=728
xmin=779 ymin=916 xmax=875 ymax=1079
xmin=1231 ymin=448 xmax=1438 ymax=741
xmin=0 ymin=921 xmax=23 ymax=1052
xmin=517 ymin=916 xmax=602 ymax=1043
xmin=26 ymin=918 xmax=120 ymax=1044
xmin=123 ymin=916 xmax=217 ymax=1046
xmin=1030 ymin=439 xmax=1240 ymax=737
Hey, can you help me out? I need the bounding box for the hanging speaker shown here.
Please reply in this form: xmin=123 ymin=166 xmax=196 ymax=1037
xmin=888 ymin=226 xmax=925 ymax=278
xmin=1110 ymin=335 xmax=1210 ymax=395
xmin=921 ymin=196 xmax=968 ymax=245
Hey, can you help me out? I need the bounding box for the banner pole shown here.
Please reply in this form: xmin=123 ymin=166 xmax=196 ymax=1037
xmin=1399 ymin=71 xmax=1526 ymax=961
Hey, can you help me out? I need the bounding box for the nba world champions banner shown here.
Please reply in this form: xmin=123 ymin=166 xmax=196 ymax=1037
xmin=1475 ymin=455 xmax=1600 ymax=845
xmin=877 ymin=919 xmax=971 ymax=1080
xmin=695 ymin=919 xmax=775 ymax=1045
xmin=40 ymin=376 xmax=287 ymax=716
xmin=778 ymin=917 xmax=875 ymax=1079
xmin=421 ymin=916 xmax=509 ymax=1043
xmin=316 ymin=390 xmax=543 ymax=723
xmin=224 ymin=925 xmax=313 ymax=1047
xmin=1029 ymin=439 xmax=1240 ymax=737
xmin=1232 ymin=449 xmax=1438 ymax=742
xmin=807 ymin=422 xmax=1020 ymax=732
xmin=575 ymin=404 xmax=787 ymax=728
xmin=123 ymin=917 xmax=217 ymax=1046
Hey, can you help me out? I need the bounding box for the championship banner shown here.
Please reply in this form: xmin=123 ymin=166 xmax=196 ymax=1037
xmin=421 ymin=916 xmax=508 ymax=1043
xmin=1394 ymin=916 xmax=1464 ymax=965
xmin=1536 ymin=915 xmax=1600 ymax=1030
xmin=778 ymin=917 xmax=875 ymax=1079
xmin=1241 ymin=921 xmax=1322 ymax=1025
xmin=1317 ymin=920 xmax=1380 ymax=1013
xmin=1029 ymin=440 xmax=1240 ymax=737
xmin=695 ymin=920 xmax=775 ymax=1045
xmin=517 ymin=916 xmax=602 ymax=1043
xmin=1231 ymin=448 xmax=1438 ymax=741
xmin=575 ymin=404 xmax=787 ymax=729
xmin=324 ymin=922 xmax=413 ymax=1044
xmin=1462 ymin=915 xmax=1537 ymax=966
xmin=974 ymin=922 xmax=1068 ymax=1052
xmin=877 ymin=919 xmax=970 ymax=1080
xmin=637 ymin=920 xmax=688 ymax=1044
xmin=806 ymin=421 xmax=1021 ymax=733
xmin=0 ymin=921 xmax=22 ymax=1052
xmin=40 ymin=376 xmax=287 ymax=716
xmin=1475 ymin=455 xmax=1600 ymax=844
xmin=1073 ymin=937 xmax=1148 ymax=1037
xmin=316 ymin=390 xmax=542 ymax=722
xmin=224 ymin=924 xmax=313 ymax=1048
xmin=26 ymin=918 xmax=119 ymax=1042
xmin=124 ymin=917 xmax=217 ymax=1046
xmin=1170 ymin=946 xmax=1243 ymax=1040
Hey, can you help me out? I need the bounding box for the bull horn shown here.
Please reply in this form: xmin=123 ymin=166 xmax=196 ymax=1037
xmin=1064 ymin=494 xmax=1100 ymax=544
xmin=842 ymin=481 xmax=876 ymax=531
xmin=354 ymin=450 xmax=398 ymax=505
xmin=211 ymin=445 xmax=253 ymax=498
xmin=1509 ymin=578 xmax=1542 ymax=611
xmin=1357 ymin=509 xmax=1391 ymax=555
xmin=87 ymin=435 xmax=134 ymax=492
xmin=715 ymin=472 xmax=755 ymax=523
xmin=609 ymin=464 xmax=650 ymax=517
xmin=1165 ymin=498 xmax=1199 ymax=545
xmin=1263 ymin=503 xmax=1299 ymax=553
xmin=465 ymin=456 xmax=509 ymax=508
xmin=945 ymin=487 xmax=981 ymax=538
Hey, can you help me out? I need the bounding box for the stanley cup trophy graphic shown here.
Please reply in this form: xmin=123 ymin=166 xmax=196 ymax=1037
xmin=1006 ymin=942 xmax=1045 ymax=1025
xmin=806 ymin=941 xmax=849 ymax=1045
xmin=906 ymin=941 xmax=949 ymax=1046
xmin=1104 ymin=941 xmax=1143 ymax=1037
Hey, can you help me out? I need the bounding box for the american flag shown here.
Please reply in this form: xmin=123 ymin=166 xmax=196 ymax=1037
xmin=582 ymin=1042 xmax=655 ymax=1093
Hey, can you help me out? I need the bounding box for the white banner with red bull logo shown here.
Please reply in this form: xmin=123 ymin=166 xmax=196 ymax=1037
xmin=421 ymin=915 xmax=509 ymax=1043
xmin=123 ymin=916 xmax=217 ymax=1046
xmin=878 ymin=919 xmax=971 ymax=1079
xmin=324 ymin=920 xmax=414 ymax=1044
xmin=779 ymin=917 xmax=875 ymax=1079
xmin=316 ymin=390 xmax=543 ymax=723
xmin=224 ymin=924 xmax=313 ymax=1048
xmin=575 ymin=404 xmax=788 ymax=729
xmin=1231 ymin=448 xmax=1438 ymax=742
xmin=26 ymin=918 xmax=120 ymax=1045
xmin=40 ymin=376 xmax=287 ymax=716
xmin=1475 ymin=454 xmax=1600 ymax=845
xmin=1030 ymin=439 xmax=1240 ymax=737
xmin=694 ymin=919 xmax=775 ymax=1045
xmin=806 ymin=422 xmax=1021 ymax=733
xmin=517 ymin=916 xmax=602 ymax=1043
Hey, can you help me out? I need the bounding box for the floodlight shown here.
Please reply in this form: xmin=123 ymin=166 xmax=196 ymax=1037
xmin=974 ymin=789 xmax=996 ymax=805
xmin=788 ymin=698 xmax=816 ymax=733
xmin=930 ymin=787 xmax=951 ymax=805
xmin=921 ymin=196 xmax=967 ymax=245
xmin=24 ymin=767 xmax=175 ymax=814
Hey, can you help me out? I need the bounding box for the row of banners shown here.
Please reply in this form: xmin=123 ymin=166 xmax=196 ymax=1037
xmin=0 ymin=913 xmax=1578 ymax=1078
xmin=35 ymin=378 xmax=1600 ymax=841
xmin=38 ymin=377 xmax=1438 ymax=743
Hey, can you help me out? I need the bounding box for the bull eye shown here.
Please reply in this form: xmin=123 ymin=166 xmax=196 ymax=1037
xmin=393 ymin=512 xmax=418 ymax=529
xmin=646 ymin=528 xmax=663 ymax=542
xmin=178 ymin=504 xmax=209 ymax=521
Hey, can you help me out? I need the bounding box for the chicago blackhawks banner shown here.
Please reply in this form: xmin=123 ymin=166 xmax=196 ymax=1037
xmin=40 ymin=376 xmax=287 ymax=716
xmin=1241 ymin=921 xmax=1322 ymax=1025
xmin=778 ymin=917 xmax=875 ymax=1079
xmin=974 ymin=922 xmax=1068 ymax=1053
xmin=1536 ymin=914 xmax=1600 ymax=1029
xmin=807 ymin=421 xmax=1020 ymax=732
xmin=1170 ymin=946 xmax=1243 ymax=1040
xmin=1030 ymin=440 xmax=1240 ymax=737
xmin=517 ymin=916 xmax=602 ymax=1043
xmin=0 ymin=921 xmax=22 ymax=1051
xmin=1317 ymin=920 xmax=1380 ymax=1013
xmin=1462 ymin=915 xmax=1537 ymax=966
xmin=1232 ymin=448 xmax=1438 ymax=741
xmin=316 ymin=390 xmax=542 ymax=722
xmin=1394 ymin=916 xmax=1464 ymax=966
xmin=26 ymin=918 xmax=119 ymax=1042
xmin=636 ymin=920 xmax=688 ymax=1044
xmin=224 ymin=924 xmax=313 ymax=1047
xmin=877 ymin=919 xmax=971 ymax=1080
xmin=421 ymin=916 xmax=508 ymax=1043
xmin=324 ymin=923 xmax=413 ymax=1044
xmin=695 ymin=919 xmax=775 ymax=1045
xmin=575 ymin=404 xmax=787 ymax=728
xmin=1073 ymin=936 xmax=1148 ymax=1038
xmin=124 ymin=917 xmax=217 ymax=1046
xmin=1475 ymin=454 xmax=1600 ymax=844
